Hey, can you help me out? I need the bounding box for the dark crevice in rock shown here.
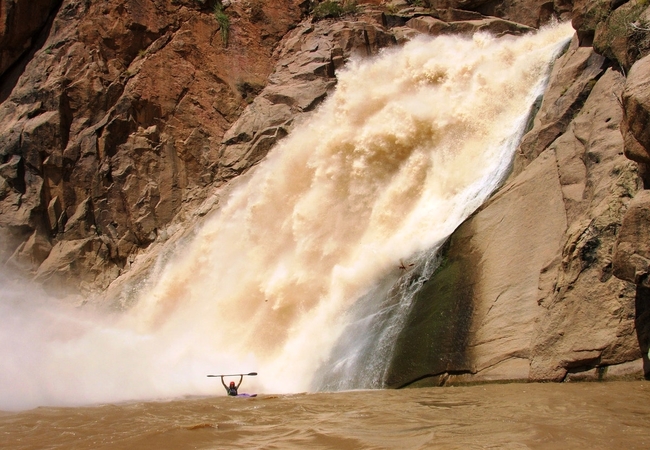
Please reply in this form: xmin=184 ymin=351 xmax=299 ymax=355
xmin=635 ymin=284 xmax=650 ymax=378
xmin=58 ymin=89 xmax=72 ymax=152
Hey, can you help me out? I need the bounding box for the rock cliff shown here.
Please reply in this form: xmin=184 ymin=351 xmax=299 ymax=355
xmin=386 ymin=0 xmax=650 ymax=384
xmin=1 ymin=0 xmax=649 ymax=384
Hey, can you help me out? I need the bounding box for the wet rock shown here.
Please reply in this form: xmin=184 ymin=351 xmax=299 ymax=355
xmin=405 ymin=16 xmax=450 ymax=35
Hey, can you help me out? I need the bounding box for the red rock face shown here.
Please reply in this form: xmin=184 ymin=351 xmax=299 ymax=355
xmin=0 ymin=1 xmax=588 ymax=293
xmin=0 ymin=0 xmax=305 ymax=291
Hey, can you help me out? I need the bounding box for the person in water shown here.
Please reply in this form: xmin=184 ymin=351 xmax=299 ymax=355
xmin=221 ymin=375 xmax=243 ymax=396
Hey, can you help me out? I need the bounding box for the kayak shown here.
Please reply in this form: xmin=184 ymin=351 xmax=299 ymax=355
xmin=236 ymin=393 xmax=257 ymax=398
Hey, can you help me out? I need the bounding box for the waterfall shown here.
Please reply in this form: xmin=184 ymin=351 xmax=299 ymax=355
xmin=0 ymin=22 xmax=574 ymax=410
xmin=311 ymin=24 xmax=571 ymax=390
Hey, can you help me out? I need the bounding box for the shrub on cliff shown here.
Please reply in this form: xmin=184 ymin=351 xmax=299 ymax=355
xmin=311 ymin=0 xmax=357 ymax=20
xmin=593 ymin=0 xmax=650 ymax=71
xmin=214 ymin=1 xmax=230 ymax=45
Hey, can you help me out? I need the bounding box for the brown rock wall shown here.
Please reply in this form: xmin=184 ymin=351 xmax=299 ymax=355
xmin=426 ymin=0 xmax=572 ymax=27
xmin=514 ymin=35 xmax=606 ymax=170
xmin=217 ymin=18 xmax=397 ymax=180
xmin=0 ymin=0 xmax=305 ymax=292
xmin=593 ymin=1 xmax=650 ymax=72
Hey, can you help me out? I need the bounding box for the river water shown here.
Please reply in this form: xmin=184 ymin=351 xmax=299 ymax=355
xmin=2 ymin=381 xmax=648 ymax=449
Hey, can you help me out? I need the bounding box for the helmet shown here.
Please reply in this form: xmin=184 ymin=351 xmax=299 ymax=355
xmin=230 ymin=381 xmax=235 ymax=387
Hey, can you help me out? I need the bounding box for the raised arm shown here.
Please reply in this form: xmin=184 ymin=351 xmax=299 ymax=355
xmin=236 ymin=375 xmax=243 ymax=389
xmin=220 ymin=376 xmax=227 ymax=389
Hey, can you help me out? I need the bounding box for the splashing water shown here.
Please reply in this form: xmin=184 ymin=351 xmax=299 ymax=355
xmin=0 ymin=23 xmax=574 ymax=410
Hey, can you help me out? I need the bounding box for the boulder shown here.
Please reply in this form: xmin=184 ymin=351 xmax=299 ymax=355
xmin=613 ymin=190 xmax=650 ymax=285
xmin=593 ymin=1 xmax=650 ymax=72
xmin=446 ymin=17 xmax=533 ymax=36
xmin=432 ymin=0 xmax=572 ymax=27
xmin=405 ymin=16 xmax=450 ymax=35
xmin=620 ymin=54 xmax=650 ymax=164
xmin=572 ymin=0 xmax=612 ymax=46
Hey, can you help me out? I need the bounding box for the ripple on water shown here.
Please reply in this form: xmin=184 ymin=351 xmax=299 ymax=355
xmin=0 ymin=382 xmax=649 ymax=449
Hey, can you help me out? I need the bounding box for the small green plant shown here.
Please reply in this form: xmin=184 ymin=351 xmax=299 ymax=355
xmin=341 ymin=0 xmax=358 ymax=15
xmin=214 ymin=2 xmax=230 ymax=46
xmin=385 ymin=3 xmax=398 ymax=14
xmin=311 ymin=1 xmax=357 ymax=20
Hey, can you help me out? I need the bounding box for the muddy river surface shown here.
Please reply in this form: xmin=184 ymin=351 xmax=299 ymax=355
xmin=1 ymin=381 xmax=649 ymax=449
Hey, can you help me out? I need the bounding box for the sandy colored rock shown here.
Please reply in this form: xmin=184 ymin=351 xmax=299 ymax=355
xmin=528 ymin=68 xmax=641 ymax=381
xmin=217 ymin=19 xmax=397 ymax=180
xmin=405 ymin=16 xmax=450 ymax=35
xmin=446 ymin=17 xmax=533 ymax=35
xmin=513 ymin=34 xmax=606 ymax=175
xmin=432 ymin=0 xmax=569 ymax=27
xmin=613 ymin=190 xmax=650 ymax=285
xmin=621 ymin=54 xmax=650 ymax=164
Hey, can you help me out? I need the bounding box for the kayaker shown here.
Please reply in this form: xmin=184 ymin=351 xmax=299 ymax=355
xmin=221 ymin=375 xmax=243 ymax=396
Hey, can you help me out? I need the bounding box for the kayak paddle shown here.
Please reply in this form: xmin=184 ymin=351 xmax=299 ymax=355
xmin=207 ymin=372 xmax=257 ymax=377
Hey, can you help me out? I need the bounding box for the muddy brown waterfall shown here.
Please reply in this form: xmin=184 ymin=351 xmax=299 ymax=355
xmin=1 ymin=22 xmax=573 ymax=409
